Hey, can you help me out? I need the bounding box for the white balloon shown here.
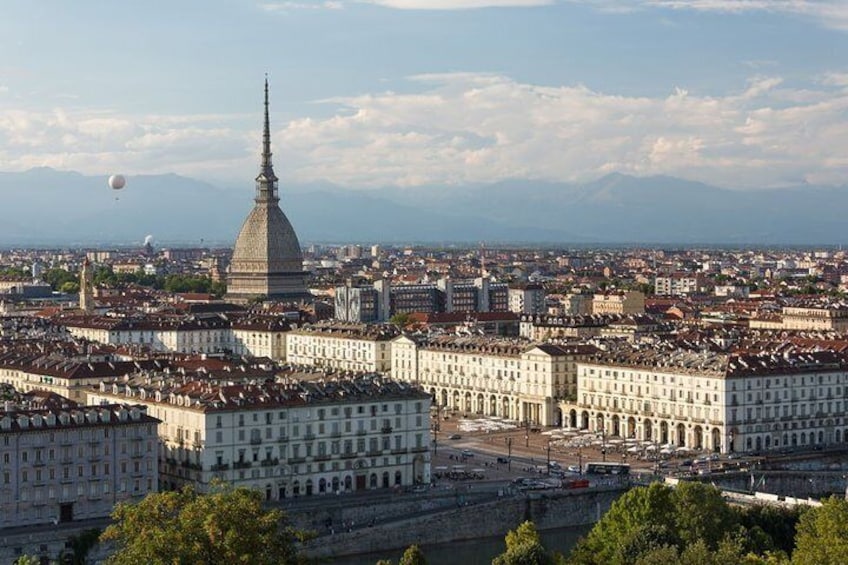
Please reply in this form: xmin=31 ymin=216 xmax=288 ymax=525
xmin=108 ymin=174 xmax=126 ymax=190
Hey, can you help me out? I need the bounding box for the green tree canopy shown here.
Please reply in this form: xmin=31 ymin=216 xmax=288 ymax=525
xmin=60 ymin=281 xmax=80 ymax=294
xmin=569 ymin=482 xmax=744 ymax=565
xmin=493 ymin=521 xmax=556 ymax=565
xmin=389 ymin=312 xmax=412 ymax=327
xmin=792 ymin=497 xmax=848 ymax=565
xmin=399 ymin=544 xmax=427 ymax=565
xmin=100 ymin=484 xmax=309 ymax=565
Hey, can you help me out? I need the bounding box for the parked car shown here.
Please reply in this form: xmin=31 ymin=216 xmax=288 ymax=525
xmin=567 ymin=465 xmax=581 ymax=473
xmin=448 ymin=434 xmax=462 ymax=440
xmin=497 ymin=457 xmax=510 ymax=464
xmin=461 ymin=449 xmax=474 ymax=457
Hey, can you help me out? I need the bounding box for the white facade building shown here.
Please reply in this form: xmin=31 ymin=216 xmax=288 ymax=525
xmin=285 ymin=322 xmax=398 ymax=373
xmin=87 ymin=374 xmax=431 ymax=500
xmin=565 ymin=348 xmax=848 ymax=454
xmin=58 ymin=314 xmax=292 ymax=359
xmin=392 ymin=335 xmax=598 ymax=426
xmin=508 ymin=284 xmax=546 ymax=315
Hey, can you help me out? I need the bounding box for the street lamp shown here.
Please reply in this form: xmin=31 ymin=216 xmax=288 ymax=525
xmin=507 ymin=437 xmax=513 ymax=471
xmin=602 ymin=428 xmax=607 ymax=463
xmin=546 ymin=439 xmax=551 ymax=474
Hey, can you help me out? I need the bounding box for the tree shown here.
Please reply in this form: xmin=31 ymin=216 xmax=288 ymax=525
xmin=63 ymin=528 xmax=102 ymax=564
xmin=792 ymin=496 xmax=848 ymax=565
xmin=672 ymin=481 xmax=738 ymax=550
xmin=570 ymin=483 xmax=678 ymax=565
xmin=493 ymin=521 xmax=556 ymax=565
xmin=100 ymin=484 xmax=310 ymax=565
xmin=399 ymin=544 xmax=427 ymax=565
xmin=60 ymin=281 xmax=80 ymax=294
xmin=390 ymin=312 xmax=412 ymax=327
xmin=739 ymin=504 xmax=803 ymax=555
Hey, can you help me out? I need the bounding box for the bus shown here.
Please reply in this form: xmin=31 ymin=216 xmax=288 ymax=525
xmin=585 ymin=462 xmax=630 ymax=476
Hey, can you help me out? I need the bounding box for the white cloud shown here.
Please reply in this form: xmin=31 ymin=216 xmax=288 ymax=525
xmin=0 ymin=109 xmax=255 ymax=183
xmin=262 ymin=0 xmax=553 ymax=9
xmin=571 ymin=0 xmax=848 ymax=30
xmin=1 ymin=72 xmax=846 ymax=190
xmin=362 ymin=0 xmax=553 ymax=8
xmin=260 ymin=1 xmax=343 ymax=12
xmin=822 ymin=72 xmax=848 ymax=87
xmin=275 ymin=72 xmax=848 ymax=189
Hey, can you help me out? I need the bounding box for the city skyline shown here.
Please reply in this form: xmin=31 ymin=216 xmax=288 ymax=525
xmin=0 ymin=0 xmax=846 ymax=193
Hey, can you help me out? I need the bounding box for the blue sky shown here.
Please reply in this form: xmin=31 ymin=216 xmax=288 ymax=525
xmin=0 ymin=0 xmax=846 ymax=189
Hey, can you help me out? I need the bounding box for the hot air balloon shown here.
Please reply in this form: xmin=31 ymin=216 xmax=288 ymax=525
xmin=108 ymin=174 xmax=126 ymax=190
xmin=108 ymin=174 xmax=126 ymax=201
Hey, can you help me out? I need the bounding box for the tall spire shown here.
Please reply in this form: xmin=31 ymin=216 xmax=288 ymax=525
xmin=256 ymin=75 xmax=278 ymax=201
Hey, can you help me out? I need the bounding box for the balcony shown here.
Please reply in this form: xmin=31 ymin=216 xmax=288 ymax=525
xmin=356 ymin=430 xmax=367 ymax=436
xmin=410 ymin=446 xmax=428 ymax=453
xmin=233 ymin=461 xmax=252 ymax=470
xmin=341 ymin=452 xmax=356 ymax=459
xmin=250 ymin=438 xmax=262 ymax=445
xmin=211 ymin=463 xmax=229 ymax=472
xmin=366 ymin=449 xmax=383 ymax=457
xmin=181 ymin=461 xmax=202 ymax=471
xmin=381 ymin=427 xmax=393 ymax=434
xmin=314 ymin=454 xmax=331 ymax=462
xmin=277 ymin=436 xmax=288 ymax=443
xmin=288 ymin=457 xmax=306 ymax=464
xmin=391 ymin=448 xmax=408 ymax=455
xmin=260 ymin=458 xmax=279 ymax=467
xmin=303 ymin=434 xmax=316 ymax=441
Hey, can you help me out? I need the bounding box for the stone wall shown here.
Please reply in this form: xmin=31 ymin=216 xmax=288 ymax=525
xmin=301 ymin=486 xmax=625 ymax=560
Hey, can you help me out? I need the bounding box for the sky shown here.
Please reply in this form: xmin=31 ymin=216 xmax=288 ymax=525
xmin=0 ymin=0 xmax=846 ymax=191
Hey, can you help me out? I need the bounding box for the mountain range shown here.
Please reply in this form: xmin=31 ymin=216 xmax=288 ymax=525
xmin=0 ymin=168 xmax=845 ymax=247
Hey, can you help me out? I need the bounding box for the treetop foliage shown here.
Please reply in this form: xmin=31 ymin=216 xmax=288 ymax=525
xmin=101 ymin=483 xmax=309 ymax=565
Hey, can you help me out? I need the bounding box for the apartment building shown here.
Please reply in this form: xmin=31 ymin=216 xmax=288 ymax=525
xmin=519 ymin=313 xmax=618 ymax=341
xmin=0 ymin=351 xmax=167 ymax=403
xmin=654 ymin=273 xmax=705 ymax=297
xmin=508 ymin=283 xmax=546 ymax=315
xmin=334 ymin=278 xmax=509 ymax=322
xmin=87 ymin=374 xmax=431 ymax=499
xmin=285 ymin=322 xmax=398 ymax=373
xmin=392 ymin=334 xmax=598 ymax=426
xmin=591 ymin=291 xmax=646 ymax=315
xmin=0 ymin=401 xmax=159 ymax=529
xmin=58 ymin=313 xmax=292 ymax=359
xmin=566 ymin=347 xmax=848 ymax=454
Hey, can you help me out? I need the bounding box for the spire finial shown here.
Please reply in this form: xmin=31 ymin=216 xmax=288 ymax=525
xmin=262 ymin=74 xmax=273 ymax=172
xmin=256 ymin=74 xmax=278 ymax=200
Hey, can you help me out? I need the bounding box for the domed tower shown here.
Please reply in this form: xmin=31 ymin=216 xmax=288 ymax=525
xmin=227 ymin=79 xmax=310 ymax=302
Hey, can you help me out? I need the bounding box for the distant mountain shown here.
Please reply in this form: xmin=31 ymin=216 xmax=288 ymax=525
xmin=371 ymin=174 xmax=848 ymax=245
xmin=0 ymin=168 xmax=581 ymax=246
xmin=0 ymin=168 xmax=846 ymax=246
